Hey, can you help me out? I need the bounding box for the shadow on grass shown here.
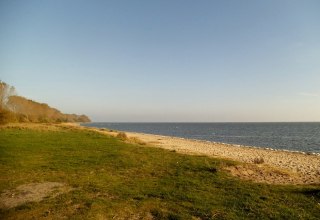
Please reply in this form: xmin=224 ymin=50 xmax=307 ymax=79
xmin=299 ymin=189 xmax=320 ymax=199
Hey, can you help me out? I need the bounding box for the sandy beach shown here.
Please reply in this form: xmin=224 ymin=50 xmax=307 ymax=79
xmin=89 ymin=127 xmax=320 ymax=185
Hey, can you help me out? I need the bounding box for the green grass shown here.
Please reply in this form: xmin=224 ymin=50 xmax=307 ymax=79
xmin=0 ymin=126 xmax=319 ymax=219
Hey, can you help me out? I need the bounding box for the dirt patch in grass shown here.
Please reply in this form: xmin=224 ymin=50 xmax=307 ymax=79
xmin=224 ymin=164 xmax=319 ymax=185
xmin=0 ymin=182 xmax=71 ymax=209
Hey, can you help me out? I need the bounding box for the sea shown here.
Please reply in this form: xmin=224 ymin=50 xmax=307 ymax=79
xmin=82 ymin=122 xmax=320 ymax=154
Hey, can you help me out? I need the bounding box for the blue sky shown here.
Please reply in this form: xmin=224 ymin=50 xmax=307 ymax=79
xmin=1 ymin=0 xmax=320 ymax=122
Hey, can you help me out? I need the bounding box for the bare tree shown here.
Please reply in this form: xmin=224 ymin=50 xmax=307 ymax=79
xmin=0 ymin=81 xmax=16 ymax=110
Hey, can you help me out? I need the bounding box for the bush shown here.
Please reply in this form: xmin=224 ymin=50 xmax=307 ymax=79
xmin=253 ymin=157 xmax=264 ymax=164
xmin=17 ymin=114 xmax=29 ymax=123
xmin=116 ymin=132 xmax=128 ymax=141
xmin=0 ymin=109 xmax=16 ymax=124
xmin=116 ymin=133 xmax=146 ymax=145
xmin=129 ymin=137 xmax=146 ymax=145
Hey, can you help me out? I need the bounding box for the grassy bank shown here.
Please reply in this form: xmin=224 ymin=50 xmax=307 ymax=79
xmin=0 ymin=125 xmax=319 ymax=219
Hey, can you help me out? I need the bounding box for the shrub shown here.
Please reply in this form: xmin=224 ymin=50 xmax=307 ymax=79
xmin=17 ymin=114 xmax=29 ymax=122
xmin=253 ymin=157 xmax=264 ymax=164
xmin=129 ymin=137 xmax=146 ymax=145
xmin=116 ymin=132 xmax=128 ymax=141
xmin=0 ymin=109 xmax=16 ymax=124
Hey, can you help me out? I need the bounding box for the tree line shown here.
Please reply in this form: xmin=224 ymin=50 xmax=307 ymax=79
xmin=0 ymin=81 xmax=91 ymax=124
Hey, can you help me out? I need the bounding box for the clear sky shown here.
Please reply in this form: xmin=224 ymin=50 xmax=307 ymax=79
xmin=1 ymin=0 xmax=320 ymax=122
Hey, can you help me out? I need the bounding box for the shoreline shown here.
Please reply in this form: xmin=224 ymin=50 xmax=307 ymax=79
xmin=130 ymin=131 xmax=320 ymax=156
xmin=177 ymin=138 xmax=320 ymax=157
xmin=81 ymin=124 xmax=320 ymax=156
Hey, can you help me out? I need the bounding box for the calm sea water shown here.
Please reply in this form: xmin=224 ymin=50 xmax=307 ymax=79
xmin=83 ymin=122 xmax=320 ymax=154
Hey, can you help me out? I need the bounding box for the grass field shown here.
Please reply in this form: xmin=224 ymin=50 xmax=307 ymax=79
xmin=0 ymin=125 xmax=319 ymax=219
